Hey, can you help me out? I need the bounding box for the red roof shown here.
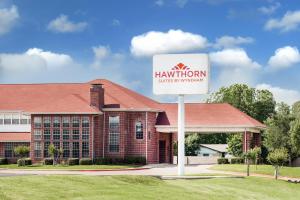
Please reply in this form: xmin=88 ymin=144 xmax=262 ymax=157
xmin=0 ymin=79 xmax=159 ymax=113
xmin=156 ymin=103 xmax=265 ymax=128
xmin=0 ymin=132 xmax=31 ymax=142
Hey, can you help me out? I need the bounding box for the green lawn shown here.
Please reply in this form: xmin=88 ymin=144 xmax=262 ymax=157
xmin=211 ymin=164 xmax=300 ymax=178
xmin=0 ymin=175 xmax=299 ymax=200
xmin=0 ymin=164 xmax=140 ymax=170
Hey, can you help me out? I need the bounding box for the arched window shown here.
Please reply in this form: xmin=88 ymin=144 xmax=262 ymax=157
xmin=135 ymin=121 xmax=143 ymax=139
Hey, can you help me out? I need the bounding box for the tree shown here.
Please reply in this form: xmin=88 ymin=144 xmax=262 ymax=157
xmin=227 ymin=134 xmax=243 ymax=157
xmin=185 ymin=134 xmax=201 ymax=156
xmin=264 ymin=103 xmax=294 ymax=165
xmin=14 ymin=145 xmax=30 ymax=166
xmin=243 ymin=149 xmax=256 ymax=176
xmin=267 ymin=148 xmax=289 ymax=180
xmin=290 ymin=119 xmax=300 ymax=156
xmin=252 ymin=147 xmax=261 ymax=169
xmin=291 ymin=101 xmax=300 ymax=119
xmin=48 ymin=144 xmax=63 ymax=165
xmin=207 ymin=84 xmax=276 ymax=123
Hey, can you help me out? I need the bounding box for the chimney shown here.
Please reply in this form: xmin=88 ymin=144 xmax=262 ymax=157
xmin=90 ymin=83 xmax=105 ymax=109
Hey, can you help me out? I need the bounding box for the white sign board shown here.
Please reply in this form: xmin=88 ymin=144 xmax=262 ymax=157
xmin=153 ymin=54 xmax=209 ymax=95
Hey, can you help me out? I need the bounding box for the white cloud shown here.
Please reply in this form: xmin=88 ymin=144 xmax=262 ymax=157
xmin=256 ymin=84 xmax=300 ymax=105
xmin=112 ymin=19 xmax=120 ymax=26
xmin=210 ymin=48 xmax=261 ymax=87
xmin=0 ymin=5 xmax=19 ymax=35
xmin=47 ymin=14 xmax=88 ymax=33
xmin=0 ymin=48 xmax=76 ymax=74
xmin=268 ymin=46 xmax=300 ymax=70
xmin=176 ymin=0 xmax=188 ymax=8
xmin=265 ymin=10 xmax=300 ymax=32
xmin=258 ymin=2 xmax=280 ymax=15
xmin=155 ymin=0 xmax=164 ymax=7
xmin=213 ymin=36 xmax=254 ymax=49
xmin=209 ymin=48 xmax=261 ymax=69
xmin=91 ymin=45 xmax=124 ymax=69
xmin=130 ymin=29 xmax=208 ymax=57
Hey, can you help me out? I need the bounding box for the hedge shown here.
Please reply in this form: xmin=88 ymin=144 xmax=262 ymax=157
xmin=68 ymin=158 xmax=79 ymax=165
xmin=79 ymin=158 xmax=93 ymax=165
xmin=217 ymin=158 xmax=229 ymax=164
xmin=17 ymin=158 xmax=32 ymax=166
xmin=230 ymin=157 xmax=244 ymax=164
xmin=43 ymin=158 xmax=53 ymax=165
xmin=0 ymin=158 xmax=8 ymax=165
xmin=94 ymin=156 xmax=146 ymax=165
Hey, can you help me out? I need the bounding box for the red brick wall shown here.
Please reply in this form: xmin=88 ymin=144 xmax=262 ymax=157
xmin=243 ymin=132 xmax=252 ymax=152
xmin=146 ymin=112 xmax=159 ymax=164
xmin=0 ymin=143 xmax=3 ymax=158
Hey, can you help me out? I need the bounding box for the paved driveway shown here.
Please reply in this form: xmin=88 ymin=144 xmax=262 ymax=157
xmin=0 ymin=164 xmax=215 ymax=176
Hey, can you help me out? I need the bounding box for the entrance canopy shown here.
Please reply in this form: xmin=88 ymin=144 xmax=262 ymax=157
xmin=156 ymin=103 xmax=266 ymax=133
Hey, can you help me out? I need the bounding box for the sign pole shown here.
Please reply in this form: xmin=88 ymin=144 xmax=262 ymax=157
xmin=178 ymin=94 xmax=185 ymax=176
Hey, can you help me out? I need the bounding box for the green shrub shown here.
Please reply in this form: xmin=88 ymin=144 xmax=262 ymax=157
xmin=124 ymin=156 xmax=146 ymax=165
xmin=230 ymin=157 xmax=244 ymax=164
xmin=94 ymin=156 xmax=146 ymax=165
xmin=43 ymin=158 xmax=53 ymax=165
xmin=79 ymin=158 xmax=93 ymax=165
xmin=68 ymin=158 xmax=79 ymax=165
xmin=217 ymin=158 xmax=229 ymax=164
xmin=17 ymin=158 xmax=32 ymax=166
xmin=0 ymin=158 xmax=8 ymax=165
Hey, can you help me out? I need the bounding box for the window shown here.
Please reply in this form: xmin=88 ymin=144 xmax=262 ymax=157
xmin=43 ymin=116 xmax=51 ymax=128
xmin=72 ymin=142 xmax=79 ymax=158
xmin=63 ymin=142 xmax=70 ymax=158
xmin=63 ymin=129 xmax=70 ymax=140
xmin=135 ymin=121 xmax=143 ymax=139
xmin=4 ymin=143 xmax=13 ymax=158
xmin=62 ymin=116 xmax=70 ymax=128
xmin=12 ymin=114 xmax=19 ymax=124
xmin=4 ymin=114 xmax=11 ymax=125
xmin=82 ymin=128 xmax=89 ymax=140
xmin=53 ymin=129 xmax=60 ymax=140
xmin=72 ymin=116 xmax=80 ymax=128
xmin=72 ymin=129 xmax=80 ymax=140
xmin=44 ymin=141 xmax=50 ymax=157
xmin=0 ymin=114 xmax=3 ymax=124
xmin=82 ymin=116 xmax=90 ymax=128
xmin=34 ymin=129 xmax=42 ymax=140
xmin=53 ymin=116 xmax=60 ymax=128
xmin=44 ymin=129 xmax=51 ymax=140
xmin=53 ymin=141 xmax=60 ymax=150
xmin=34 ymin=117 xmax=42 ymax=128
xmin=109 ymin=116 xmax=120 ymax=152
xmin=82 ymin=142 xmax=89 ymax=158
xmin=34 ymin=142 xmax=42 ymax=158
xmin=203 ymin=153 xmax=209 ymax=157
xmin=20 ymin=115 xmax=30 ymax=124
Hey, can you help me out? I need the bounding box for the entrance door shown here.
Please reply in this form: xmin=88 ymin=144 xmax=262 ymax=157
xmin=159 ymin=140 xmax=166 ymax=163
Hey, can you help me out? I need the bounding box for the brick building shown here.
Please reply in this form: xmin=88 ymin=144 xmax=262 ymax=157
xmin=0 ymin=79 xmax=265 ymax=163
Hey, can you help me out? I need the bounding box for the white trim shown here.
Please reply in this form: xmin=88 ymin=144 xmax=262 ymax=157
xmin=24 ymin=112 xmax=102 ymax=115
xmin=102 ymin=108 xmax=162 ymax=112
xmin=155 ymin=125 xmax=263 ymax=133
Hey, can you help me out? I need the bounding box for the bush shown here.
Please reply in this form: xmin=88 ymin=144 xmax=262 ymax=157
xmin=43 ymin=158 xmax=53 ymax=165
xmin=217 ymin=158 xmax=229 ymax=164
xmin=0 ymin=158 xmax=8 ymax=165
xmin=68 ymin=158 xmax=79 ymax=165
xmin=79 ymin=158 xmax=93 ymax=165
xmin=17 ymin=158 xmax=32 ymax=166
xmin=124 ymin=156 xmax=146 ymax=165
xmin=94 ymin=156 xmax=146 ymax=165
xmin=230 ymin=157 xmax=244 ymax=164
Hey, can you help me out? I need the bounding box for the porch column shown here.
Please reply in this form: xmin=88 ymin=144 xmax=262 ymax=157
xmin=242 ymin=131 xmax=252 ymax=152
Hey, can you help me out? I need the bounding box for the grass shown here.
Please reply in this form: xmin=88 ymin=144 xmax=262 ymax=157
xmin=0 ymin=175 xmax=299 ymax=200
xmin=0 ymin=164 xmax=140 ymax=170
xmin=211 ymin=164 xmax=300 ymax=178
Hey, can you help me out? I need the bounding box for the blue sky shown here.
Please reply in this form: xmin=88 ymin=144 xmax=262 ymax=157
xmin=0 ymin=0 xmax=300 ymax=104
